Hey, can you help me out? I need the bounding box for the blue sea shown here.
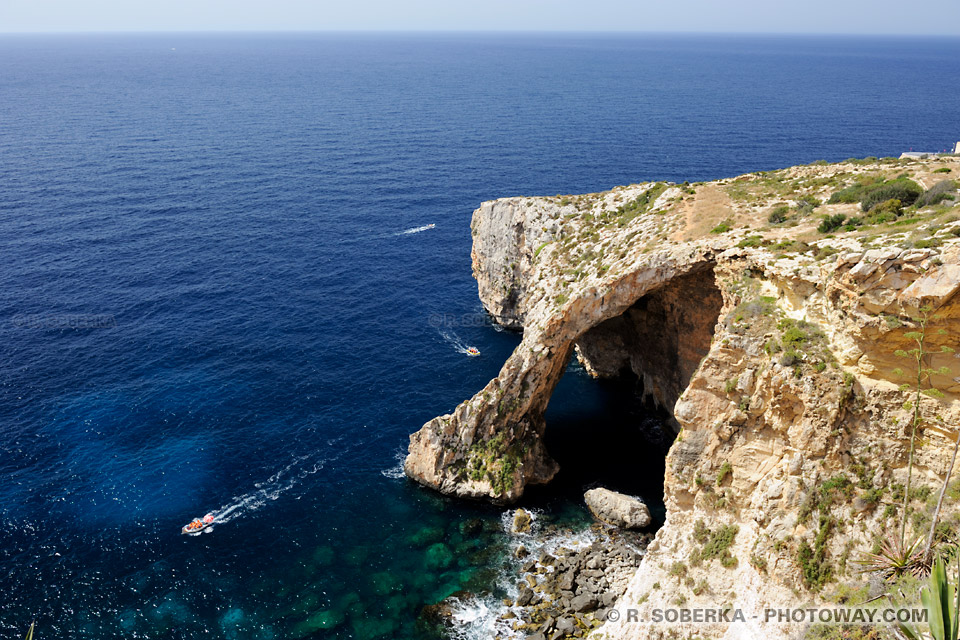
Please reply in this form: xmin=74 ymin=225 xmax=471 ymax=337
xmin=1 ymin=33 xmax=958 ymax=639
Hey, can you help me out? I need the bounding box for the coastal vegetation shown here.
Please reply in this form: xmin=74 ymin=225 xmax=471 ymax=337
xmin=691 ymin=519 xmax=739 ymax=569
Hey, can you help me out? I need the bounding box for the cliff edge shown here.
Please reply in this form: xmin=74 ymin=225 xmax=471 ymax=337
xmin=406 ymin=157 xmax=960 ymax=638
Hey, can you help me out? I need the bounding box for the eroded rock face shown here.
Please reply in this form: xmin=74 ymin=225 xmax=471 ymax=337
xmin=406 ymin=158 xmax=960 ymax=638
xmin=470 ymin=197 xmax=561 ymax=328
xmin=584 ymin=488 xmax=651 ymax=529
xmin=576 ymin=268 xmax=723 ymax=423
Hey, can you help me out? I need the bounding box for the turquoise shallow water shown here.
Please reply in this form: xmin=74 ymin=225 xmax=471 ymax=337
xmin=1 ymin=32 xmax=959 ymax=639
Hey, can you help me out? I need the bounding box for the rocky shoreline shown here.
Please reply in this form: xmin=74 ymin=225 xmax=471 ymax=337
xmin=422 ymin=508 xmax=652 ymax=640
xmin=506 ymin=524 xmax=648 ymax=640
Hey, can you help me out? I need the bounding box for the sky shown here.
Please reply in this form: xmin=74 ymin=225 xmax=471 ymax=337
xmin=1 ymin=0 xmax=959 ymax=34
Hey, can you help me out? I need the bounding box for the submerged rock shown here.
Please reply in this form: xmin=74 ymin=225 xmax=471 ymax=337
xmin=350 ymin=616 xmax=396 ymax=639
xmin=425 ymin=542 xmax=454 ymax=570
xmin=291 ymin=608 xmax=345 ymax=637
xmin=311 ymin=545 xmax=335 ymax=566
xmin=583 ymin=488 xmax=651 ymax=529
xmin=369 ymin=571 xmax=401 ymax=596
xmin=409 ymin=526 xmax=444 ymax=547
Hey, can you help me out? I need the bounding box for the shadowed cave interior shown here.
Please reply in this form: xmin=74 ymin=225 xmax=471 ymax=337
xmin=525 ymin=267 xmax=724 ymax=525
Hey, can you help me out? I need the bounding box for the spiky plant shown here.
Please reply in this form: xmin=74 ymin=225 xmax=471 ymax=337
xmin=894 ymin=556 xmax=960 ymax=640
xmin=856 ymin=534 xmax=929 ymax=582
xmin=892 ymin=307 xmax=954 ymax=555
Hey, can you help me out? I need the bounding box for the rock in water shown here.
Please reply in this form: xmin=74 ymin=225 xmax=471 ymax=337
xmin=583 ymin=488 xmax=651 ymax=529
xmin=425 ymin=543 xmax=454 ymax=570
xmin=512 ymin=508 xmax=533 ymax=534
xmin=419 ymin=590 xmax=472 ymax=628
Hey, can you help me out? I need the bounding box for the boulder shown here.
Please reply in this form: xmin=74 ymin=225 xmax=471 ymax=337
xmin=512 ymin=508 xmax=533 ymax=534
xmin=516 ymin=586 xmax=535 ymax=607
xmin=570 ymin=593 xmax=599 ymax=613
xmin=556 ymin=617 xmax=577 ymax=635
xmin=419 ymin=590 xmax=472 ymax=629
xmin=425 ymin=543 xmax=454 ymax=570
xmin=583 ymin=488 xmax=651 ymax=529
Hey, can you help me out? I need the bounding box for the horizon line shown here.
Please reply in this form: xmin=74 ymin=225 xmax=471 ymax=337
xmin=2 ymin=29 xmax=960 ymax=37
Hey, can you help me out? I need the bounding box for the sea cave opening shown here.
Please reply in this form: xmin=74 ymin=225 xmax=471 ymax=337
xmin=530 ymin=266 xmax=724 ymax=527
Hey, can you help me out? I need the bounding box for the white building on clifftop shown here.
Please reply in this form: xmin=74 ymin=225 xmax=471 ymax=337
xmin=900 ymin=145 xmax=958 ymax=159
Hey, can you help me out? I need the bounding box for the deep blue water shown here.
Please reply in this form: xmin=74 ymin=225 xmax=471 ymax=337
xmin=1 ymin=33 xmax=959 ymax=639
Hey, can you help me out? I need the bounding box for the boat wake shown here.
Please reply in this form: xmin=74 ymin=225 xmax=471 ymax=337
xmin=205 ymin=455 xmax=326 ymax=526
xmin=396 ymin=223 xmax=436 ymax=236
xmin=439 ymin=329 xmax=478 ymax=356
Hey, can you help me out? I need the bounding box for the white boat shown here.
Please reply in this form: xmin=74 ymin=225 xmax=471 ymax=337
xmin=182 ymin=514 xmax=215 ymax=535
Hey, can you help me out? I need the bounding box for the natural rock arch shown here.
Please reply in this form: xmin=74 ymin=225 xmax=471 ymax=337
xmin=404 ymin=245 xmax=724 ymax=503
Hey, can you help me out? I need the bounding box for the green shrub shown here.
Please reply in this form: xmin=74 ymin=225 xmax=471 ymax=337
xmin=791 ymin=194 xmax=822 ymax=218
xmin=768 ymin=205 xmax=790 ymax=224
xmin=842 ymin=216 xmax=863 ymax=231
xmin=814 ymin=245 xmax=839 ymax=260
xmin=828 ymin=178 xmax=881 ymax=203
xmin=717 ymin=462 xmax=733 ymax=486
xmin=737 ymin=235 xmax=764 ymax=248
xmin=914 ymin=237 xmax=943 ymax=249
xmin=798 ymin=517 xmax=834 ymax=590
xmin=842 ymin=156 xmax=879 ymax=165
xmin=710 ymin=221 xmax=732 ymax=234
xmin=668 ymin=561 xmax=687 ymax=578
xmin=731 ymin=297 xmax=776 ymax=321
xmin=864 ymin=198 xmax=902 ymax=224
xmin=860 ymin=178 xmax=923 ymax=211
xmin=690 ymin=521 xmax=739 ymax=568
xmin=916 ymin=179 xmax=957 ymax=208
xmin=779 ymin=348 xmax=802 ymax=367
xmin=828 ymin=189 xmax=861 ymax=204
xmin=614 ymin=183 xmax=669 ymax=222
xmin=827 ymin=176 xmax=923 ymax=211
xmin=818 ymin=214 xmax=847 ymax=233
xmin=934 ymin=167 xmax=952 ymax=174
xmin=782 ymin=326 xmax=808 ymax=347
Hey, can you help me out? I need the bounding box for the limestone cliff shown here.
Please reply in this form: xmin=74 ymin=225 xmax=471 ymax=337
xmin=406 ymin=157 xmax=960 ymax=638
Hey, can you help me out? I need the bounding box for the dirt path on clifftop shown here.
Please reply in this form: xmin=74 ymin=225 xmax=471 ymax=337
xmin=670 ymin=183 xmax=738 ymax=242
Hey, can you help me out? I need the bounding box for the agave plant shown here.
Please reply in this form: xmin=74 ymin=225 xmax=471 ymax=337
xmin=896 ymin=556 xmax=960 ymax=640
xmin=856 ymin=534 xmax=929 ymax=581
